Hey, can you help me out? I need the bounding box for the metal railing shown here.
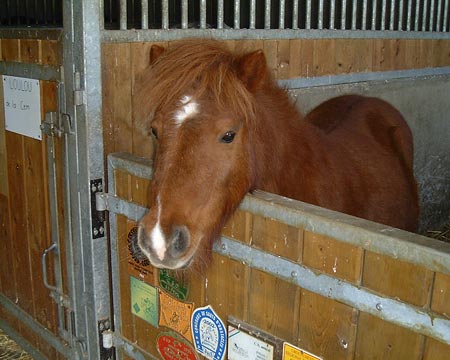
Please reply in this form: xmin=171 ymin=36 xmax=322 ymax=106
xmin=104 ymin=0 xmax=450 ymax=32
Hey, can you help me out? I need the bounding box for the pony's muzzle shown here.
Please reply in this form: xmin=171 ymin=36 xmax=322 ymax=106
xmin=137 ymin=223 xmax=191 ymax=269
xmin=168 ymin=226 xmax=190 ymax=258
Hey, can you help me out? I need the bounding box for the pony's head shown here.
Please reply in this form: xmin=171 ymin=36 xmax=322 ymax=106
xmin=136 ymin=41 xmax=270 ymax=270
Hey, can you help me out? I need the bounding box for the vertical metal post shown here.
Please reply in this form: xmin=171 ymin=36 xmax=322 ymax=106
xmin=372 ymin=0 xmax=378 ymax=30
xmin=162 ymin=0 xmax=169 ymax=30
xmin=265 ymin=0 xmax=271 ymax=29
xmin=330 ymin=0 xmax=336 ymax=29
xmin=279 ymin=0 xmax=285 ymax=29
xmin=182 ymin=0 xmax=188 ymax=29
xmin=444 ymin=0 xmax=449 ymax=31
xmin=141 ymin=0 xmax=148 ymax=29
xmin=200 ymin=0 xmax=206 ymax=29
xmin=436 ymin=0 xmax=442 ymax=31
xmin=429 ymin=0 xmax=435 ymax=31
xmin=382 ymin=0 xmax=388 ymax=30
xmin=351 ymin=0 xmax=358 ymax=30
xmin=341 ymin=0 xmax=347 ymax=29
xmin=234 ymin=0 xmax=240 ymax=29
xmin=407 ymin=0 xmax=413 ymax=31
xmin=306 ymin=0 xmax=311 ymax=29
xmin=423 ymin=0 xmax=429 ymax=31
xmin=217 ymin=0 xmax=224 ymax=29
xmin=62 ymin=0 xmax=111 ymax=358
xmin=362 ymin=0 xmax=368 ymax=30
xmin=318 ymin=0 xmax=324 ymax=29
xmin=398 ymin=0 xmax=404 ymax=30
xmin=250 ymin=0 xmax=256 ymax=29
xmin=119 ymin=0 xmax=127 ymax=29
xmin=415 ymin=0 xmax=421 ymax=31
xmin=292 ymin=0 xmax=299 ymax=29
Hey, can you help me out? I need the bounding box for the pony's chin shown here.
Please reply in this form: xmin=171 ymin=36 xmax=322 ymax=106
xmin=149 ymin=254 xmax=194 ymax=270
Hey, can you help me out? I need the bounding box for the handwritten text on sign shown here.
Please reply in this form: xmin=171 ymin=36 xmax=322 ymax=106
xmin=3 ymin=75 xmax=42 ymax=140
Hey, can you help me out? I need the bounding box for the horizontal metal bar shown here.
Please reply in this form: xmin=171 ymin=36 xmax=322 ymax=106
xmin=0 ymin=319 xmax=47 ymax=360
xmin=106 ymin=153 xmax=450 ymax=277
xmin=103 ymin=194 xmax=147 ymax=221
xmin=101 ymin=28 xmax=450 ymax=43
xmin=0 ymin=294 xmax=74 ymax=358
xmin=0 ymin=28 xmax=62 ymax=40
xmin=213 ymin=236 xmax=450 ymax=345
xmin=279 ymin=66 xmax=450 ymax=89
xmin=108 ymin=152 xmax=153 ymax=180
xmin=0 ymin=61 xmax=61 ymax=81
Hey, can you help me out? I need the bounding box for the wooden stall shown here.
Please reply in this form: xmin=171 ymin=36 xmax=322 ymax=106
xmin=1 ymin=1 xmax=450 ymax=359
xmin=101 ymin=38 xmax=450 ymax=161
xmin=0 ymin=35 xmax=68 ymax=359
xmin=107 ymin=152 xmax=450 ymax=360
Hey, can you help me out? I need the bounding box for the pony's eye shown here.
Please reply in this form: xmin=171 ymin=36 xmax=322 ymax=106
xmin=151 ymin=127 xmax=158 ymax=139
xmin=221 ymin=131 xmax=236 ymax=144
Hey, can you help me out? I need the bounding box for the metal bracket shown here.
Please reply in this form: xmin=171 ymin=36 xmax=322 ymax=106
xmin=91 ymin=179 xmax=106 ymax=239
xmin=98 ymin=319 xmax=114 ymax=360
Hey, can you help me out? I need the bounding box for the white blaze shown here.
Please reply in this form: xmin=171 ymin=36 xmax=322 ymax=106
xmin=151 ymin=195 xmax=166 ymax=260
xmin=174 ymin=95 xmax=199 ymax=126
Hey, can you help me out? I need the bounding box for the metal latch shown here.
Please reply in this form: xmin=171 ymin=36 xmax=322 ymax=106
xmin=41 ymin=111 xmax=73 ymax=137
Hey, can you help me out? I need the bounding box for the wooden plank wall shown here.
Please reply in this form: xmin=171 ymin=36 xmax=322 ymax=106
xmin=101 ymin=38 xmax=450 ymax=162
xmin=0 ymin=37 xmax=63 ymax=359
xmin=104 ymin=38 xmax=450 ymax=359
xmin=115 ymin=171 xmax=450 ymax=359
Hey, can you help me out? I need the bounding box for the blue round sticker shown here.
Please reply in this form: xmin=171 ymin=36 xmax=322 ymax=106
xmin=191 ymin=305 xmax=227 ymax=360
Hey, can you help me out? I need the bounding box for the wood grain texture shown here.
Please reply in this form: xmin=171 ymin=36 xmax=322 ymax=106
xmin=363 ymin=251 xmax=433 ymax=307
xmin=1 ymin=39 xmax=20 ymax=61
xmin=355 ymin=313 xmax=423 ymax=359
xmin=431 ymin=272 xmax=450 ymax=316
xmin=303 ymin=231 xmax=363 ymax=284
xmin=423 ymin=337 xmax=450 ymax=359
xmin=20 ymin=40 xmax=41 ymax=64
xmin=41 ymin=40 xmax=60 ymax=66
xmin=298 ymin=289 xmax=358 ymax=360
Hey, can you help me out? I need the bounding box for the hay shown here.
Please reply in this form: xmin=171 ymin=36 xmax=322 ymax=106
xmin=0 ymin=330 xmax=33 ymax=360
xmin=426 ymin=214 xmax=450 ymax=243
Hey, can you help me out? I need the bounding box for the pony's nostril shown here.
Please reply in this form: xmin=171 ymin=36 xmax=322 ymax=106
xmin=169 ymin=226 xmax=190 ymax=258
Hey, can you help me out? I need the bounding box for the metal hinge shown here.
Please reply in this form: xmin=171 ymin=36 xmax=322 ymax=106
xmin=91 ymin=179 xmax=106 ymax=239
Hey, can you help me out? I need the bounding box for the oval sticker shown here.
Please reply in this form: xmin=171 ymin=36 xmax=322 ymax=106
xmin=157 ymin=332 xmax=198 ymax=360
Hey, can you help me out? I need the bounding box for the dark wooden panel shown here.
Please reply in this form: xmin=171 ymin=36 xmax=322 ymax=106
xmin=1 ymin=39 xmax=20 ymax=61
xmin=19 ymin=40 xmax=41 ymax=64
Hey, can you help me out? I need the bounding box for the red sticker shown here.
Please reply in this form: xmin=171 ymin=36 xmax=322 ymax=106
xmin=157 ymin=332 xmax=198 ymax=360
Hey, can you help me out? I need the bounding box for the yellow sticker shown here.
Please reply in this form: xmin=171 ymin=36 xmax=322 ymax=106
xmin=159 ymin=288 xmax=194 ymax=342
xmin=283 ymin=342 xmax=322 ymax=360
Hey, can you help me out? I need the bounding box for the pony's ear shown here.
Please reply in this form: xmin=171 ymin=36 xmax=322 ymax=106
xmin=236 ymin=50 xmax=268 ymax=92
xmin=150 ymin=45 xmax=165 ymax=65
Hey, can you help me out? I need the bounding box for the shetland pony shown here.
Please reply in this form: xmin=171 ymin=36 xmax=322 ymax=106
xmin=135 ymin=40 xmax=419 ymax=270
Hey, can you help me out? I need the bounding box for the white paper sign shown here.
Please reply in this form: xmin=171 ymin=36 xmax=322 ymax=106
xmin=228 ymin=325 xmax=274 ymax=360
xmin=3 ymin=75 xmax=42 ymax=140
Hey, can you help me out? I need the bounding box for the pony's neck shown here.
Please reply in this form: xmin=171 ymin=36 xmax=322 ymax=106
xmin=252 ymin=85 xmax=312 ymax=198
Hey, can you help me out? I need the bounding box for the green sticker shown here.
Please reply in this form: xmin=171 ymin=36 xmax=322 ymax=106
xmin=130 ymin=276 xmax=158 ymax=327
xmin=159 ymin=269 xmax=189 ymax=301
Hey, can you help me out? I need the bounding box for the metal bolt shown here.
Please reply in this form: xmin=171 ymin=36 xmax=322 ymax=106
xmin=291 ymin=270 xmax=298 ymax=278
xmin=376 ymin=303 xmax=383 ymax=311
xmin=99 ymin=226 xmax=104 ymax=234
xmin=93 ymin=228 xmax=99 ymax=236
